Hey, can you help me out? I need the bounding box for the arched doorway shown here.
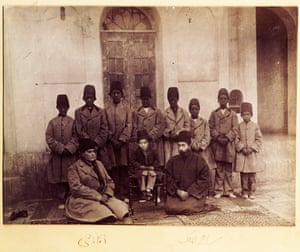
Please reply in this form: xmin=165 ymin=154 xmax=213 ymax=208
xmin=256 ymin=8 xmax=289 ymax=134
xmin=100 ymin=7 xmax=157 ymax=110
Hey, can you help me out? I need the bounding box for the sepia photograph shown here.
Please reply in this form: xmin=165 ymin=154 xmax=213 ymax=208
xmin=1 ymin=0 xmax=299 ymax=251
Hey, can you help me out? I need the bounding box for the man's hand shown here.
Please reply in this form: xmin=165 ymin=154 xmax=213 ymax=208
xmin=176 ymin=189 xmax=189 ymax=201
xmin=62 ymin=148 xmax=71 ymax=156
xmin=217 ymin=135 xmax=229 ymax=146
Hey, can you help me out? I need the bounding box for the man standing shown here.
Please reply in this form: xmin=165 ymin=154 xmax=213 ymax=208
xmin=165 ymin=130 xmax=217 ymax=215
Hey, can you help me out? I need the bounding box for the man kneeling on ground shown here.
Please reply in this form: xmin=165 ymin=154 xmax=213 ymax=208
xmin=165 ymin=130 xmax=218 ymax=215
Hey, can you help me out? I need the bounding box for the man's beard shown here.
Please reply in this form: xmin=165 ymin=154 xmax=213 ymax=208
xmin=179 ymin=150 xmax=188 ymax=158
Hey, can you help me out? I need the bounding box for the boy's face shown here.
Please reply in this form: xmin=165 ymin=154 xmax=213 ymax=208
xmin=168 ymin=97 xmax=178 ymax=108
xmin=57 ymin=106 xmax=68 ymax=116
xmin=138 ymin=139 xmax=149 ymax=151
xmin=111 ymin=90 xmax=122 ymax=104
xmin=242 ymin=112 xmax=252 ymax=123
xmin=84 ymin=95 xmax=95 ymax=108
xmin=141 ymin=97 xmax=150 ymax=108
xmin=218 ymin=94 xmax=229 ymax=109
xmin=82 ymin=148 xmax=97 ymax=163
xmin=189 ymin=104 xmax=200 ymax=119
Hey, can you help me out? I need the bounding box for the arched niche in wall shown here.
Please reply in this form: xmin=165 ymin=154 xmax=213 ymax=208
xmin=229 ymin=89 xmax=243 ymax=113
xmin=175 ymin=8 xmax=218 ymax=82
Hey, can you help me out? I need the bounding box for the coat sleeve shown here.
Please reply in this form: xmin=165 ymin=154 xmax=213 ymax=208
xmin=148 ymin=109 xmax=164 ymax=141
xmin=191 ymin=120 xmax=210 ymax=151
xmin=68 ymin=164 xmax=103 ymax=201
xmin=74 ymin=109 xmax=90 ymax=139
xmin=165 ymin=159 xmax=178 ymax=196
xmin=131 ymin=111 xmax=138 ymax=141
xmin=209 ymin=112 xmax=218 ymax=140
xmin=130 ymin=147 xmax=142 ymax=171
xmin=235 ymin=124 xmax=245 ymax=152
xmin=94 ymin=110 xmax=108 ymax=148
xmin=251 ymin=124 xmax=263 ymax=152
xmin=182 ymin=109 xmax=191 ymax=132
xmin=45 ymin=120 xmax=64 ymax=154
xmin=119 ymin=107 xmax=132 ymax=143
xmin=97 ymin=161 xmax=115 ymax=197
xmin=225 ymin=111 xmax=238 ymax=142
xmin=163 ymin=112 xmax=171 ymax=137
xmin=186 ymin=157 xmax=209 ymax=199
xmin=64 ymin=120 xmax=79 ymax=154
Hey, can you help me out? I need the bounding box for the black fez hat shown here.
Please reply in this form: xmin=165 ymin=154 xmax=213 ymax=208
xmin=110 ymin=81 xmax=123 ymax=96
xmin=241 ymin=102 xmax=253 ymax=116
xmin=140 ymin=86 xmax=152 ymax=98
xmin=176 ymin=130 xmax=191 ymax=145
xmin=83 ymin=85 xmax=96 ymax=100
xmin=79 ymin=138 xmax=96 ymax=153
xmin=137 ymin=129 xmax=151 ymax=142
xmin=218 ymin=88 xmax=229 ymax=98
xmin=189 ymin=98 xmax=200 ymax=110
xmin=56 ymin=94 xmax=69 ymax=108
xmin=167 ymin=87 xmax=179 ymax=100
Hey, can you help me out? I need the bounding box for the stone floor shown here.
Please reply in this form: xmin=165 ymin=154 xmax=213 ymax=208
xmin=3 ymin=178 xmax=295 ymax=226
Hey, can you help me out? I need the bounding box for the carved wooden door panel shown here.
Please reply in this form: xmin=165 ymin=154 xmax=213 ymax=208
xmin=101 ymin=7 xmax=156 ymax=110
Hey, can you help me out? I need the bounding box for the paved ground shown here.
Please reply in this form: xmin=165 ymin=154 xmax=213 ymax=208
xmin=3 ymin=179 xmax=295 ymax=226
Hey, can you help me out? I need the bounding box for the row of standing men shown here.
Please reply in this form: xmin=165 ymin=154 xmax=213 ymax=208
xmin=46 ymin=82 xmax=263 ymax=205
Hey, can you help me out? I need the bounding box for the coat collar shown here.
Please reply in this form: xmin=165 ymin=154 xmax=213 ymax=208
xmin=137 ymin=106 xmax=156 ymax=117
xmin=215 ymin=107 xmax=232 ymax=118
xmin=78 ymin=159 xmax=99 ymax=180
xmin=80 ymin=105 xmax=101 ymax=119
xmin=166 ymin=106 xmax=184 ymax=123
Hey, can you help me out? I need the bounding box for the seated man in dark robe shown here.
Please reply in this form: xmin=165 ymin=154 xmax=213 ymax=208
xmin=165 ymin=130 xmax=218 ymax=215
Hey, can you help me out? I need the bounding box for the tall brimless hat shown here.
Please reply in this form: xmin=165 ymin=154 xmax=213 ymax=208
xmin=176 ymin=130 xmax=191 ymax=145
xmin=56 ymin=94 xmax=69 ymax=108
xmin=110 ymin=81 xmax=123 ymax=96
xmin=140 ymin=86 xmax=152 ymax=98
xmin=189 ymin=98 xmax=200 ymax=110
xmin=167 ymin=87 xmax=179 ymax=100
xmin=218 ymin=88 xmax=229 ymax=98
xmin=83 ymin=84 xmax=96 ymax=100
xmin=137 ymin=129 xmax=151 ymax=142
xmin=79 ymin=138 xmax=96 ymax=153
xmin=240 ymin=102 xmax=253 ymax=115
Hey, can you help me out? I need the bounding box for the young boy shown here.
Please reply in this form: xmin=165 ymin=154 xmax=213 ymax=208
xmin=234 ymin=102 xmax=264 ymax=199
xmin=104 ymin=81 xmax=132 ymax=202
xmin=46 ymin=94 xmax=78 ymax=207
xmin=131 ymin=130 xmax=159 ymax=201
xmin=132 ymin=86 xmax=164 ymax=166
xmin=209 ymin=88 xmax=238 ymax=199
xmin=163 ymin=87 xmax=190 ymax=163
xmin=189 ymin=98 xmax=216 ymax=196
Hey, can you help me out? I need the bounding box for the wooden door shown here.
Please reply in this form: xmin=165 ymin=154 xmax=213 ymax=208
xmin=101 ymin=7 xmax=156 ymax=110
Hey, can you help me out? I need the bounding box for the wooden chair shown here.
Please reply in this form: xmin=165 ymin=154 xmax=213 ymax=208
xmin=128 ymin=167 xmax=166 ymax=215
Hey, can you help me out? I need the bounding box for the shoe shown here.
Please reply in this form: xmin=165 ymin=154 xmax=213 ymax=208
xmin=156 ymin=197 xmax=161 ymax=203
xmin=242 ymin=194 xmax=248 ymax=199
xmin=214 ymin=193 xmax=222 ymax=199
xmin=9 ymin=210 xmax=28 ymax=221
xmin=228 ymin=193 xmax=237 ymax=198
xmin=139 ymin=191 xmax=147 ymax=202
xmin=146 ymin=190 xmax=153 ymax=200
xmin=249 ymin=195 xmax=256 ymax=200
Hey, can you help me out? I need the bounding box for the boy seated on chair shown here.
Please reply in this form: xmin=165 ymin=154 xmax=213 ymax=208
xmin=130 ymin=129 xmax=159 ymax=201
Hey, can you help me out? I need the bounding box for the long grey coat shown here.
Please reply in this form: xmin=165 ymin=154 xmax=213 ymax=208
xmin=104 ymin=100 xmax=132 ymax=167
xmin=74 ymin=105 xmax=111 ymax=169
xmin=132 ymin=106 xmax=164 ymax=165
xmin=234 ymin=121 xmax=264 ymax=173
xmin=65 ymin=159 xmax=128 ymax=223
xmin=190 ymin=117 xmax=216 ymax=170
xmin=163 ymin=106 xmax=190 ymax=163
xmin=209 ymin=108 xmax=238 ymax=163
xmin=46 ymin=115 xmax=78 ymax=183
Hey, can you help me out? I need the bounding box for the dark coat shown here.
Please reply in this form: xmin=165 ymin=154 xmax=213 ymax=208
xmin=132 ymin=106 xmax=164 ymax=165
xmin=130 ymin=144 xmax=160 ymax=176
xmin=45 ymin=115 xmax=78 ymax=183
xmin=234 ymin=121 xmax=264 ymax=173
xmin=65 ymin=159 xmax=128 ymax=223
xmin=166 ymin=151 xmax=209 ymax=200
xmin=104 ymin=100 xmax=132 ymax=167
xmin=208 ymin=108 xmax=238 ymax=163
